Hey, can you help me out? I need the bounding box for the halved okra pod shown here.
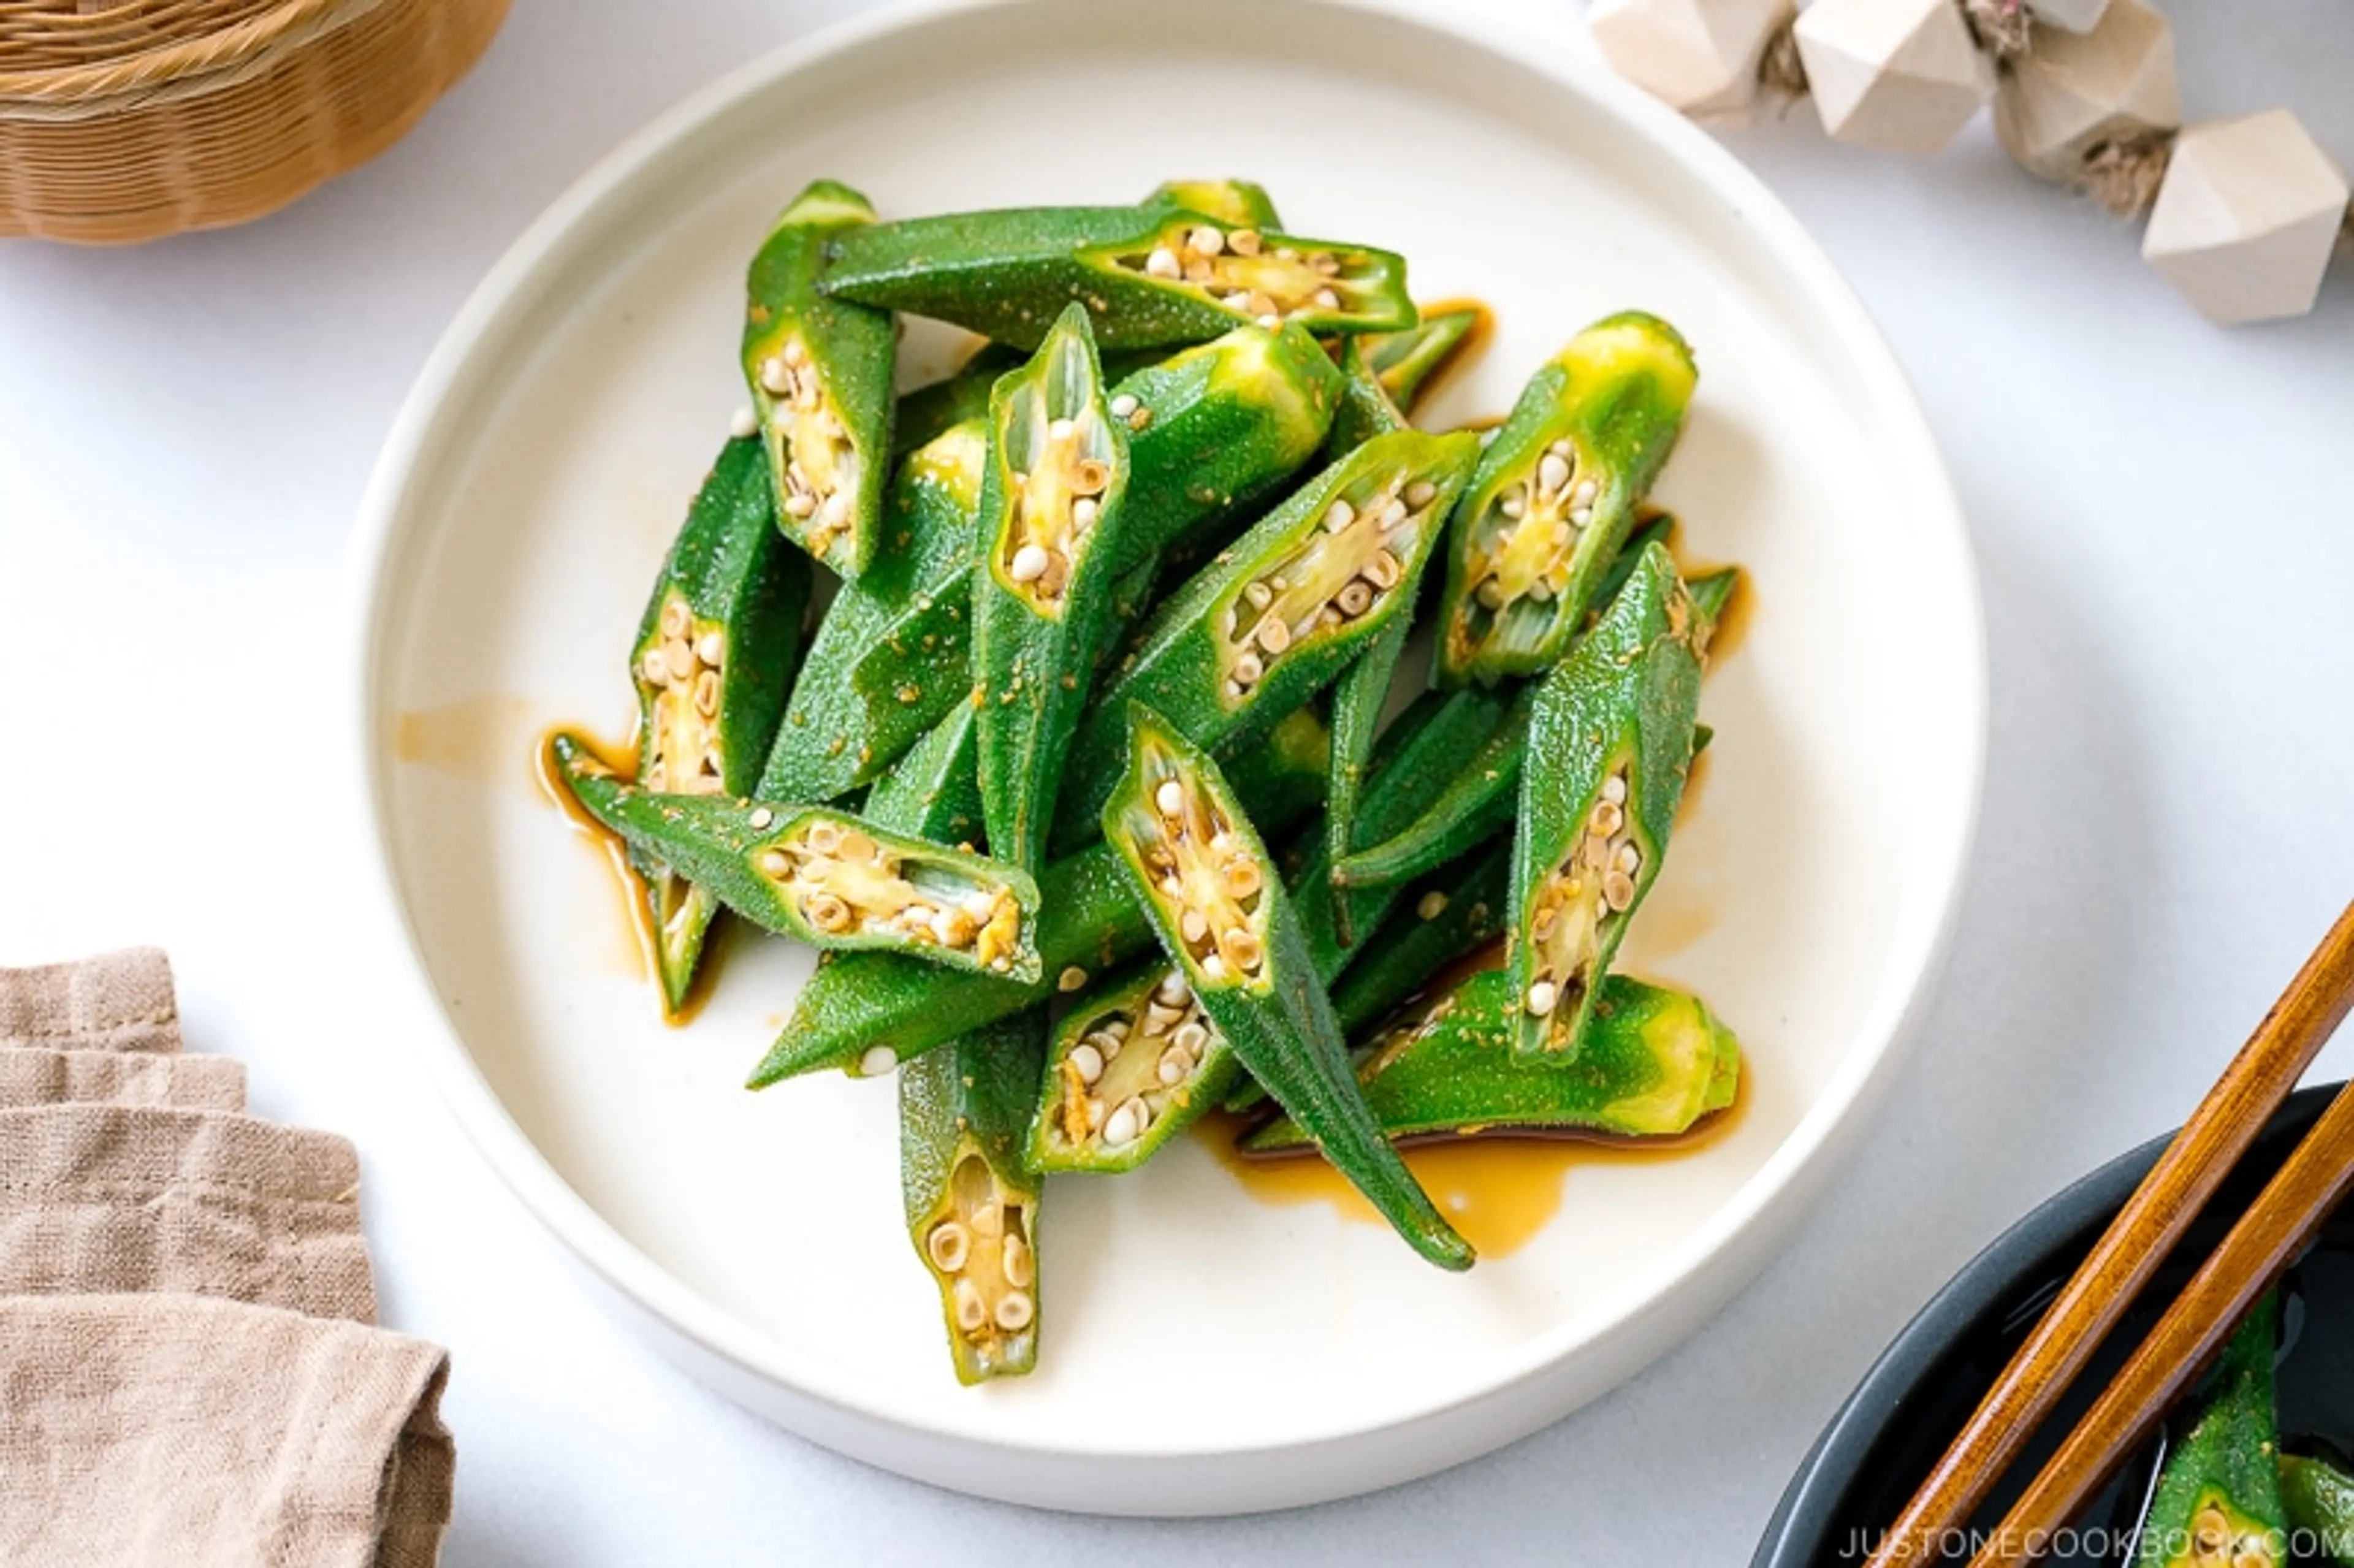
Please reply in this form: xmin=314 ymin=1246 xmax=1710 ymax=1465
xmin=748 ymin=707 xmax=1332 ymax=1086
xmin=2134 ymin=1294 xmax=2285 ymax=1568
xmin=758 ymin=420 xmax=983 ymax=802
xmin=1328 ymin=837 xmax=1513 ymax=1038
xmin=1241 ymin=967 xmax=1740 ymax=1152
xmin=899 ymin=1008 xmax=1046 ymax=1384
xmin=1100 ymin=702 xmax=1472 ymax=1271
xmin=1436 ymin=311 xmax=1697 ymax=686
xmin=622 ymin=435 xmax=813 ymax=1014
xmin=1510 ymin=543 xmax=1704 ymax=1060
xmin=743 ymin=180 xmax=897 ymax=577
xmin=1054 ymin=428 xmax=1480 ymax=854
xmin=821 ymin=204 xmax=1415 ymax=350
xmin=547 ymin=734 xmax=1040 ymax=981
xmin=972 ymin=305 xmax=1135 ymax=869
xmin=1362 ymin=300 xmax=1490 ymax=414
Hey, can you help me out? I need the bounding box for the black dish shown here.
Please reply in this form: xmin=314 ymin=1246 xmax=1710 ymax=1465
xmin=1754 ymin=1081 xmax=2354 ymax=1567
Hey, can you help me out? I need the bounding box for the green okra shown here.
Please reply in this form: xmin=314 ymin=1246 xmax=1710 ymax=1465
xmin=893 ymin=345 xmax=1024 ymax=460
xmin=750 ymin=706 xmax=1332 ymax=1086
xmin=899 ymin=1008 xmax=1046 ymax=1385
xmin=1322 ymin=335 xmax=1411 ymax=458
xmin=1436 ymin=311 xmax=1697 ymax=686
xmin=1363 ymin=301 xmax=1488 ymax=414
xmin=1509 ymin=544 xmax=1704 ymax=1060
xmin=1143 ymin=178 xmax=1282 ymax=230
xmin=744 ymin=180 xmax=897 ymax=577
xmin=1323 ymin=611 xmax=1411 ymax=943
xmin=623 ymin=435 xmax=813 ymax=1014
xmin=2279 ymin=1451 xmax=2354 ymax=1566
xmin=549 ymin=733 xmax=1040 ymax=982
xmin=2134 ymin=1295 xmax=2285 ymax=1568
xmin=759 ymin=421 xmax=983 ymax=802
xmin=1055 ymin=428 xmax=1481 ymax=854
xmin=863 ymin=702 xmax=984 ymax=849
xmin=1330 ymin=837 xmax=1513 ymax=1038
xmin=1688 ymin=563 xmax=1742 ymax=649
xmin=972 ymin=305 xmax=1136 ymax=870
xmin=1332 ymin=682 xmax=1531 ymax=892
xmin=1100 ymin=702 xmax=1472 ymax=1271
xmin=1241 ymin=967 xmax=1739 ymax=1152
xmin=821 ymin=204 xmax=1414 ymax=351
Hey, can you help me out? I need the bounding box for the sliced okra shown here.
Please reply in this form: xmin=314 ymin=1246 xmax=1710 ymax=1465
xmin=821 ymin=204 xmax=1415 ymax=351
xmin=1322 ymin=611 xmax=1411 ymax=943
xmin=2277 ymin=1450 xmax=2354 ymax=1567
xmin=1056 ymin=428 xmax=1480 ymax=853
xmin=1362 ymin=300 xmax=1490 ymax=414
xmin=758 ymin=420 xmax=983 ymax=801
xmin=1322 ymin=335 xmax=1411 ymax=459
xmin=1330 ymin=837 xmax=1513 ymax=1038
xmin=622 ymin=435 xmax=813 ymax=1014
xmin=862 ymin=701 xmax=984 ymax=849
xmin=1687 ymin=563 xmax=1742 ymax=653
xmin=1143 ymin=178 xmax=1282 ymax=230
xmin=748 ymin=706 xmax=1332 ymax=1086
xmin=1031 ymin=964 xmax=1238 ymax=1174
xmin=1436 ymin=312 xmax=1697 ymax=686
xmin=743 ymin=180 xmax=897 ymax=577
xmin=1509 ymin=543 xmax=1704 ymax=1060
xmin=1241 ymin=967 xmax=1739 ymax=1152
xmin=899 ymin=1008 xmax=1046 ymax=1384
xmin=1100 ymin=702 xmax=1472 ymax=1271
xmin=1333 ymin=682 xmax=1531 ymax=891
xmin=549 ymin=734 xmax=1039 ymax=981
xmin=2134 ymin=1294 xmax=2285 ymax=1568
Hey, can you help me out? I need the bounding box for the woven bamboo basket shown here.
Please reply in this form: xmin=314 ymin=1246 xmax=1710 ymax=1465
xmin=0 ymin=0 xmax=509 ymax=244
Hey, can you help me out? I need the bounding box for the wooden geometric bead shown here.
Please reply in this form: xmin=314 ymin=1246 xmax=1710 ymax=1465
xmin=1588 ymin=0 xmax=1798 ymax=122
xmin=2143 ymin=110 xmax=2352 ymax=325
xmin=1993 ymin=0 xmax=2177 ymax=184
xmin=2027 ymin=0 xmax=2111 ymax=34
xmin=1793 ymin=0 xmax=1994 ymax=156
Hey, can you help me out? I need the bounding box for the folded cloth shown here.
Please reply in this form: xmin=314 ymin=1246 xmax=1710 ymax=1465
xmin=0 ymin=1048 xmax=246 ymax=1111
xmin=0 ymin=946 xmax=180 ymax=1054
xmin=0 ymin=1293 xmax=453 ymax=1568
xmin=0 ymin=1105 xmax=374 ymax=1321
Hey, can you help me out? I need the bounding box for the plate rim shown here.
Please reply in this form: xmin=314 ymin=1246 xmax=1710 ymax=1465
xmin=348 ymin=0 xmax=1990 ymax=1510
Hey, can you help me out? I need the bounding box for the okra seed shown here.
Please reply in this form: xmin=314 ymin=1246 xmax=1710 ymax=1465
xmin=1219 ymin=927 xmax=1262 ymax=972
xmin=1526 ymin=980 xmax=1559 ymax=1017
xmin=758 ymin=849 xmax=791 ymax=878
xmin=1009 ymin=544 xmax=1050 ymax=583
xmin=1404 ymin=480 xmax=1437 ymax=508
xmin=1180 ymin=908 xmax=1209 ymax=944
xmin=1275 ymin=247 xmax=1300 ymax=262
xmin=1601 ymin=774 xmax=1628 ymax=804
xmin=639 ymin=649 xmax=668 ymax=683
xmin=1220 ymin=290 xmax=1251 ymax=310
xmin=1310 ymin=252 xmax=1339 ymax=274
xmin=1229 ymin=229 xmax=1262 ymax=255
xmin=1324 ymin=498 xmax=1356 ymax=533
xmin=1603 ymin=871 xmax=1636 ymax=911
xmin=1174 ymin=1021 xmax=1209 ymax=1054
xmin=1154 ymin=973 xmax=1191 ymax=1007
xmin=1499 ymin=493 xmax=1525 ymax=520
xmin=1589 ymin=799 xmax=1624 ymax=837
xmin=1157 ymin=1051 xmax=1187 ymax=1086
xmin=819 ymin=492 xmax=853 ymax=528
xmin=1613 ymin=842 xmax=1641 ymax=875
xmin=1476 ymin=580 xmax=1506 ymax=609
xmin=1255 ymin=617 xmax=1291 ymax=654
xmin=1419 ymin=891 xmax=1449 ymax=919
xmin=1233 ymin=651 xmax=1264 ymax=685
xmin=1366 ymin=550 xmax=1402 ymax=590
xmin=1336 ymin=581 xmax=1374 ymax=617
xmin=1221 ymin=858 xmax=1262 ymax=897
xmin=1108 ymin=393 xmax=1139 ymax=419
xmin=1073 ymin=459 xmax=1110 ymax=495
xmin=1084 ymin=1029 xmax=1124 ymax=1060
xmin=783 ymin=339 xmax=807 ymax=367
xmin=747 ymin=806 xmax=774 ymax=831
xmin=1571 ymin=507 xmax=1593 ymax=528
xmin=806 ymin=892 xmax=853 ymax=933
xmin=1058 ymin=965 xmax=1088 ymax=993
xmin=1154 ymin=778 xmax=1186 ymax=816
xmin=859 ymin=1045 xmax=897 ymax=1076
xmin=691 ymin=671 xmax=719 ymax=715
xmin=1528 ymin=580 xmax=1555 ymax=603
xmin=1189 ymin=226 xmax=1225 ymax=256
xmin=971 ymin=1201 xmax=1005 ymax=1238
xmin=1200 ymin=953 xmax=1228 ymax=982
xmin=1086 ymin=1097 xmax=1107 ymax=1130
xmin=1312 ymin=289 xmax=1339 ymax=310
xmin=758 ymin=357 xmax=792 ymax=395
xmin=784 ymin=492 xmax=817 ymax=519
xmin=1537 ymin=452 xmax=1571 ymax=495
xmin=805 ymin=820 xmax=842 ymax=853
xmin=729 ymin=405 xmax=758 ymax=439
xmin=928 ymin=1222 xmax=970 ymax=1273
xmin=1574 ymin=479 xmax=1598 ymax=504
xmin=1255 ymin=314 xmax=1280 ymax=330
xmin=1102 ymin=1015 xmax=1133 ymax=1040
xmin=1243 ymin=580 xmax=1273 ymax=609
xmin=953 ymin=1279 xmax=988 ymax=1332
xmin=695 ymin=631 xmax=726 ymax=666
xmin=1222 ymin=679 xmax=1244 ymax=699
xmin=1142 ymin=1001 xmax=1185 ymax=1033
xmin=1102 ymin=1099 xmax=1143 ymax=1147
xmin=837 ymin=829 xmax=879 ymax=863
xmin=1146 ymin=245 xmax=1181 ymax=278
xmin=1002 ymin=1235 xmax=1034 ymax=1287
xmin=1069 ymin=1043 xmax=1105 ymax=1084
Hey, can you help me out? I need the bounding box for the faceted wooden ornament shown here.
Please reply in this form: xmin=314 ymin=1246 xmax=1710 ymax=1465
xmin=1994 ymin=0 xmax=2178 ymax=184
xmin=1589 ymin=0 xmax=1798 ymax=121
xmin=1794 ymin=0 xmax=1994 ymax=156
xmin=2027 ymin=0 xmax=2110 ymax=35
xmin=2143 ymin=110 xmax=2352 ymax=325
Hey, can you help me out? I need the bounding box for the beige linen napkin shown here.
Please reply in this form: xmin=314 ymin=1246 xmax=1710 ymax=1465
xmin=0 ymin=945 xmax=180 ymax=1054
xmin=0 ymin=1103 xmax=375 ymax=1320
xmin=0 ymin=1047 xmax=246 ymax=1109
xmin=0 ymin=1293 xmax=453 ymax=1568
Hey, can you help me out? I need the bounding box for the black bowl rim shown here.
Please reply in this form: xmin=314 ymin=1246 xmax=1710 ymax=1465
xmin=1751 ymin=1081 xmax=2344 ymax=1568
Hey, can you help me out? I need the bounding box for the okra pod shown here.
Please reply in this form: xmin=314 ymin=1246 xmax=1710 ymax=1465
xmin=972 ymin=305 xmax=1136 ymax=869
xmin=1329 ymin=837 xmax=1513 ymax=1037
xmin=758 ymin=421 xmax=983 ymax=801
xmin=750 ymin=706 xmax=1332 ymax=1086
xmin=1056 ymin=428 xmax=1480 ymax=853
xmin=623 ymin=435 xmax=813 ymax=1013
xmin=2278 ymin=1452 xmax=2354 ymax=1567
xmin=1509 ymin=544 xmax=1704 ymax=1060
xmin=1143 ymin=178 xmax=1282 ymax=230
xmin=1436 ymin=312 xmax=1697 ymax=685
xmin=1241 ymin=967 xmax=1739 ymax=1152
xmin=899 ymin=1008 xmax=1046 ymax=1383
xmin=1332 ymin=682 xmax=1531 ymax=892
xmin=862 ymin=701 xmax=984 ymax=849
xmin=1100 ymin=702 xmax=1472 ymax=1271
xmin=550 ymin=734 xmax=1039 ymax=981
xmin=1322 ymin=611 xmax=1411 ymax=942
xmin=1363 ymin=301 xmax=1489 ymax=414
xmin=1322 ymin=335 xmax=1411 ymax=458
xmin=743 ymin=180 xmax=897 ymax=577
xmin=2134 ymin=1295 xmax=2285 ymax=1568
xmin=821 ymin=204 xmax=1414 ymax=350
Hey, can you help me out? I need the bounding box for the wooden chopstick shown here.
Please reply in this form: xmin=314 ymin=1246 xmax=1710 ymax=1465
xmin=1865 ymin=899 xmax=2354 ymax=1568
xmin=1966 ymin=1073 xmax=2354 ymax=1565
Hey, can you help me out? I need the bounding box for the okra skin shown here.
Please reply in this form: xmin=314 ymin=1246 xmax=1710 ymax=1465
xmin=1363 ymin=302 xmax=1488 ymax=414
xmin=1241 ymin=969 xmax=1739 ymax=1152
xmin=758 ymin=421 xmax=983 ymax=802
xmin=1333 ymin=683 xmax=1531 ymax=891
xmin=627 ymin=435 xmax=814 ymax=1013
xmin=1322 ymin=335 xmax=1411 ymax=458
xmin=2134 ymin=1295 xmax=2286 ymax=1568
xmin=893 ymin=345 xmax=1024 ymax=460
xmin=1509 ymin=544 xmax=1704 ymax=1060
xmin=2278 ymin=1453 xmax=2354 ymax=1567
xmin=899 ymin=1008 xmax=1046 ymax=1384
xmin=1056 ymin=428 xmax=1481 ymax=854
xmin=863 ymin=702 xmax=984 ymax=849
xmin=1143 ymin=179 xmax=1282 ymax=230
xmin=749 ymin=706 xmax=1332 ymax=1086
xmin=1323 ymin=611 xmax=1411 ymax=942
xmin=821 ymin=204 xmax=1415 ymax=351
xmin=972 ymin=305 xmax=1135 ymax=870
xmin=1436 ymin=312 xmax=1697 ymax=686
xmin=1330 ymin=838 xmax=1513 ymax=1037
xmin=550 ymin=734 xmax=1040 ymax=981
xmin=743 ymin=180 xmax=897 ymax=578
xmin=1101 ymin=703 xmax=1472 ymax=1271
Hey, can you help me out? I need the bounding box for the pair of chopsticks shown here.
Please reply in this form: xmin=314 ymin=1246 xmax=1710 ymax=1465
xmin=1865 ymin=899 xmax=2354 ymax=1568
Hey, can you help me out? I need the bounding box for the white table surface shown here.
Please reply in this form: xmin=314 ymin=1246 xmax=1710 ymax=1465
xmin=4 ymin=0 xmax=2350 ymax=1559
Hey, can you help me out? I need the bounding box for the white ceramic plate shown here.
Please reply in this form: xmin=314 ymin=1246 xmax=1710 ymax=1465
xmin=355 ymin=0 xmax=1983 ymax=1515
